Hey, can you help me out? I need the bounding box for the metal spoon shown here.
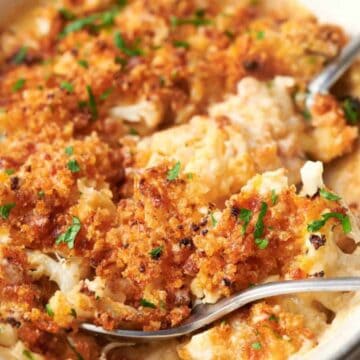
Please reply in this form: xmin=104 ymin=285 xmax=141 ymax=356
xmin=306 ymin=35 xmax=360 ymax=109
xmin=81 ymin=277 xmax=360 ymax=341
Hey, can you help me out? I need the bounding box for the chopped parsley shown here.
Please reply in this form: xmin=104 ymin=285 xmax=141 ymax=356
xmin=255 ymin=238 xmax=269 ymax=250
xmin=149 ymin=246 xmax=163 ymax=260
xmin=60 ymin=81 xmax=74 ymax=93
xmin=210 ymin=213 xmax=218 ymax=227
xmin=60 ymin=8 xmax=120 ymax=37
xmin=12 ymin=78 xmax=25 ymax=92
xmin=173 ymin=40 xmax=190 ymax=49
xmin=302 ymin=108 xmax=312 ymax=121
xmin=77 ymin=59 xmax=89 ymax=69
xmin=56 ymin=216 xmax=81 ymax=249
xmin=58 ymin=8 xmax=76 ymax=21
xmin=140 ymin=298 xmax=156 ymax=308
xmin=342 ymin=97 xmax=360 ymax=125
xmin=86 ymin=85 xmax=98 ymax=120
xmin=0 ymin=203 xmax=15 ymax=219
xmin=114 ymin=31 xmax=143 ymax=57
xmin=224 ymin=30 xmax=235 ymax=39
xmin=70 ymin=308 xmax=77 ymax=318
xmin=238 ymin=208 xmax=252 ymax=235
xmin=45 ymin=304 xmax=54 ymax=317
xmin=307 ymin=212 xmax=351 ymax=234
xmin=117 ymin=0 xmax=128 ymax=7
xmin=12 ymin=47 xmax=28 ymax=65
xmin=251 ymin=341 xmax=262 ymax=350
xmin=100 ymin=88 xmax=113 ymax=100
xmin=254 ymin=202 xmax=268 ymax=239
xmin=269 ymin=314 xmax=278 ymax=322
xmin=166 ymin=161 xmax=181 ymax=181
xmin=129 ymin=127 xmax=139 ymax=135
xmin=115 ymin=56 xmax=128 ymax=66
xmin=186 ymin=172 xmax=194 ymax=180
xmin=67 ymin=159 xmax=80 ymax=173
xmin=22 ymin=350 xmax=35 ymax=360
xmin=271 ymin=189 xmax=278 ymax=205
xmin=256 ymin=30 xmax=265 ymax=40
xmin=319 ymin=188 xmax=341 ymax=201
xmin=170 ymin=14 xmax=212 ymax=27
xmin=65 ymin=146 xmax=74 ymax=155
xmin=38 ymin=190 xmax=45 ymax=199
xmin=4 ymin=169 xmax=15 ymax=175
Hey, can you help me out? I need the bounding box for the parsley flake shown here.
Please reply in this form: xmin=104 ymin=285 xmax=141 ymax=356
xmin=56 ymin=216 xmax=81 ymax=249
xmin=256 ymin=30 xmax=265 ymax=40
xmin=45 ymin=304 xmax=54 ymax=317
xmin=86 ymin=85 xmax=98 ymax=120
xmin=0 ymin=203 xmax=15 ymax=219
xmin=78 ymin=59 xmax=89 ymax=69
xmin=140 ymin=298 xmax=156 ymax=308
xmin=302 ymin=108 xmax=312 ymax=121
xmin=70 ymin=308 xmax=77 ymax=318
xmin=59 ymin=8 xmax=76 ymax=21
xmin=38 ymin=190 xmax=45 ymax=199
xmin=238 ymin=208 xmax=252 ymax=235
xmin=100 ymin=88 xmax=113 ymax=100
xmin=60 ymin=81 xmax=74 ymax=93
xmin=271 ymin=189 xmax=278 ymax=205
xmin=4 ymin=169 xmax=15 ymax=175
xmin=255 ymin=238 xmax=269 ymax=250
xmin=22 ymin=350 xmax=35 ymax=360
xmin=254 ymin=202 xmax=268 ymax=239
xmin=149 ymin=246 xmax=163 ymax=260
xmin=12 ymin=47 xmax=28 ymax=65
xmin=173 ymin=40 xmax=190 ymax=49
xmin=129 ymin=127 xmax=139 ymax=136
xmin=342 ymin=97 xmax=360 ymax=125
xmin=307 ymin=212 xmax=351 ymax=234
xmin=114 ymin=31 xmax=143 ymax=57
xmin=171 ymin=14 xmax=212 ymax=27
xmin=67 ymin=159 xmax=80 ymax=173
xmin=167 ymin=161 xmax=181 ymax=181
xmin=12 ymin=78 xmax=25 ymax=92
xmin=65 ymin=146 xmax=74 ymax=155
xmin=210 ymin=213 xmax=218 ymax=227
xmin=251 ymin=341 xmax=262 ymax=350
xmin=269 ymin=314 xmax=278 ymax=322
xmin=319 ymin=188 xmax=341 ymax=201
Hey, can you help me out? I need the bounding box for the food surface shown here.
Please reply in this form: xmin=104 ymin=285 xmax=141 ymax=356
xmin=0 ymin=0 xmax=359 ymax=359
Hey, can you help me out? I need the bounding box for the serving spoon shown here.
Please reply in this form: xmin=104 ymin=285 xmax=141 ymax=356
xmin=306 ymin=35 xmax=360 ymax=109
xmin=81 ymin=277 xmax=360 ymax=341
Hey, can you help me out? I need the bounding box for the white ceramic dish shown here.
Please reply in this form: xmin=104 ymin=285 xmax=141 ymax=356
xmin=0 ymin=1 xmax=359 ymax=359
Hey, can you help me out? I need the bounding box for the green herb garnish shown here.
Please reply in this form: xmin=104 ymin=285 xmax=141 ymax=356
xmin=12 ymin=78 xmax=25 ymax=92
xmin=100 ymin=88 xmax=113 ymax=100
xmin=302 ymin=108 xmax=312 ymax=121
xmin=114 ymin=31 xmax=143 ymax=57
xmin=173 ymin=40 xmax=190 ymax=49
xmin=307 ymin=212 xmax=351 ymax=234
xmin=269 ymin=314 xmax=278 ymax=322
xmin=56 ymin=216 xmax=81 ymax=249
xmin=256 ymin=30 xmax=265 ymax=40
xmin=65 ymin=146 xmax=74 ymax=156
xmin=166 ymin=161 xmax=181 ymax=181
xmin=67 ymin=159 xmax=80 ymax=173
xmin=255 ymin=238 xmax=269 ymax=250
xmin=60 ymin=81 xmax=74 ymax=93
xmin=38 ymin=190 xmax=45 ymax=199
xmin=77 ymin=59 xmax=89 ymax=69
xmin=319 ymin=188 xmax=341 ymax=201
xmin=12 ymin=47 xmax=28 ymax=65
xmin=70 ymin=308 xmax=77 ymax=318
xmin=0 ymin=203 xmax=15 ymax=219
xmin=4 ymin=169 xmax=15 ymax=175
xmin=59 ymin=8 xmax=76 ymax=21
xmin=140 ymin=298 xmax=156 ymax=308
xmin=251 ymin=341 xmax=262 ymax=350
xmin=210 ymin=213 xmax=218 ymax=227
xmin=22 ymin=350 xmax=35 ymax=360
xmin=86 ymin=85 xmax=98 ymax=120
xmin=238 ymin=208 xmax=252 ymax=235
xmin=129 ymin=127 xmax=139 ymax=136
xmin=271 ymin=189 xmax=278 ymax=205
xmin=342 ymin=97 xmax=359 ymax=125
xmin=45 ymin=304 xmax=54 ymax=317
xmin=149 ymin=246 xmax=163 ymax=260
xmin=254 ymin=202 xmax=268 ymax=239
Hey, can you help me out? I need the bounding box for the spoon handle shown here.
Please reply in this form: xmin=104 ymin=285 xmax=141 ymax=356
xmin=307 ymin=35 xmax=360 ymax=107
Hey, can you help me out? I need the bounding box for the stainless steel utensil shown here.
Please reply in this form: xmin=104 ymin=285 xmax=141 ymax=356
xmin=306 ymin=35 xmax=360 ymax=109
xmin=81 ymin=277 xmax=360 ymax=341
